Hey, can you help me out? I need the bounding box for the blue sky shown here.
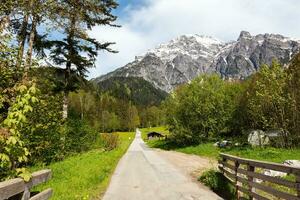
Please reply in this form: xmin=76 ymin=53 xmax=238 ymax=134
xmin=115 ymin=0 xmax=147 ymax=17
xmin=87 ymin=0 xmax=300 ymax=79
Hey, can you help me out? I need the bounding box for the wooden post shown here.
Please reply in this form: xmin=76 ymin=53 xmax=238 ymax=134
xmin=21 ymin=185 xmax=30 ymax=200
xmin=296 ymin=174 xmax=300 ymax=197
xmin=221 ymin=157 xmax=226 ymax=174
xmin=247 ymin=165 xmax=255 ymax=200
xmin=234 ymin=160 xmax=240 ymax=199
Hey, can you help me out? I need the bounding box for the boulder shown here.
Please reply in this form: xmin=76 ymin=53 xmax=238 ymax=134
xmin=247 ymin=130 xmax=270 ymax=147
xmin=283 ymin=160 xmax=300 ymax=168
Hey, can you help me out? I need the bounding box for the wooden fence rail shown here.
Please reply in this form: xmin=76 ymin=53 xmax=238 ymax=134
xmin=0 ymin=169 xmax=52 ymax=200
xmin=219 ymin=153 xmax=300 ymax=200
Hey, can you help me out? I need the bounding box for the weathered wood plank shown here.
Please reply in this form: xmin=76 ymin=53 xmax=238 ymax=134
xmin=238 ymin=168 xmax=299 ymax=189
xmin=248 ymin=165 xmax=255 ymax=200
xmin=30 ymin=169 xmax=52 ymax=188
xmin=250 ymin=181 xmax=300 ymax=200
xmin=29 ymin=188 xmax=53 ymax=200
xmin=220 ymin=161 xmax=235 ymax=171
xmin=220 ymin=166 xmax=236 ymax=181
xmin=220 ymin=153 xmax=300 ymax=175
xmin=296 ymin=175 xmax=300 ymax=197
xmin=0 ymin=178 xmax=25 ymax=199
xmin=220 ymin=153 xmax=300 ymax=200
xmin=234 ymin=161 xmax=240 ymax=199
xmin=0 ymin=169 xmax=52 ymax=200
xmin=237 ymin=169 xmax=300 ymax=199
xmin=237 ymin=185 xmax=269 ymax=200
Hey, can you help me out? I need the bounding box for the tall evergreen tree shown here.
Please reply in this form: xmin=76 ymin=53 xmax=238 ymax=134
xmin=49 ymin=0 xmax=119 ymax=119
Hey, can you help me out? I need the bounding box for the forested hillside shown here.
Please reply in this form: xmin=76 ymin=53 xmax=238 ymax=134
xmin=96 ymin=77 xmax=168 ymax=106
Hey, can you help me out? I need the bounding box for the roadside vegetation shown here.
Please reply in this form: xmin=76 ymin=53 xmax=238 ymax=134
xmin=31 ymin=132 xmax=134 ymax=200
xmin=143 ymin=128 xmax=300 ymax=163
xmin=0 ymin=0 xmax=163 ymax=183
xmin=162 ymin=59 xmax=300 ymax=148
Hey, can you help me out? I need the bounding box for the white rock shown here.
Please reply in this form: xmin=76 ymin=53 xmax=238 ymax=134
xmin=264 ymin=169 xmax=287 ymax=177
xmin=283 ymin=160 xmax=300 ymax=168
xmin=248 ymin=130 xmax=270 ymax=147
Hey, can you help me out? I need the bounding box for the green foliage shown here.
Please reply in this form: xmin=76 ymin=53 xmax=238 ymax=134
xmin=63 ymin=119 xmax=98 ymax=155
xmin=97 ymin=77 xmax=168 ymax=106
xmin=164 ymin=74 xmax=243 ymax=144
xmin=286 ymin=53 xmax=300 ymax=144
xmin=199 ymin=170 xmax=235 ymax=200
xmin=127 ymin=104 xmax=140 ymax=131
xmin=140 ymin=106 xmax=166 ymax=128
xmin=0 ymin=82 xmax=38 ymax=180
xmin=68 ymin=88 xmax=153 ymax=133
xmin=163 ymin=59 xmax=300 ymax=147
xmin=32 ymin=132 xmax=134 ymax=200
xmin=242 ymin=61 xmax=291 ymax=138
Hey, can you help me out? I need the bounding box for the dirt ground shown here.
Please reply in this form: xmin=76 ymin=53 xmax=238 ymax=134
xmin=155 ymin=149 xmax=218 ymax=185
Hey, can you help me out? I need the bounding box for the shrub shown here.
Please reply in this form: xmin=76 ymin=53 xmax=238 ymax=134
xmin=165 ymin=74 xmax=243 ymax=145
xmin=100 ymin=133 xmax=119 ymax=151
xmin=198 ymin=169 xmax=235 ymax=200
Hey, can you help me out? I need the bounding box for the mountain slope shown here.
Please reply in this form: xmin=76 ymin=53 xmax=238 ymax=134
xmin=96 ymin=77 xmax=168 ymax=106
xmin=95 ymin=31 xmax=300 ymax=92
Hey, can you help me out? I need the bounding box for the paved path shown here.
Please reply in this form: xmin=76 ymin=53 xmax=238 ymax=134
xmin=102 ymin=129 xmax=222 ymax=200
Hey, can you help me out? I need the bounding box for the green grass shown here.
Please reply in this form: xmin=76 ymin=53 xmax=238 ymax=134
xmin=31 ymin=132 xmax=135 ymax=200
xmin=142 ymin=127 xmax=300 ymax=163
xmin=199 ymin=169 xmax=235 ymax=200
xmin=150 ymin=141 xmax=300 ymax=163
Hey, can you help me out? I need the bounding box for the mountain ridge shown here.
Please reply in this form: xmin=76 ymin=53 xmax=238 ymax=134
xmin=94 ymin=31 xmax=300 ymax=92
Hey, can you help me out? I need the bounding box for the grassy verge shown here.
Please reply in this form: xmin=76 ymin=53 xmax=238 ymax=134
xmin=31 ymin=132 xmax=134 ymax=200
xmin=142 ymin=127 xmax=300 ymax=163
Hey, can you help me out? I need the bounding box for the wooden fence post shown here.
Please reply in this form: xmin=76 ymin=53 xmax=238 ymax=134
xmin=247 ymin=165 xmax=255 ymax=200
xmin=235 ymin=160 xmax=240 ymax=199
xmin=21 ymin=185 xmax=30 ymax=200
xmin=221 ymin=157 xmax=226 ymax=175
xmin=296 ymin=174 xmax=300 ymax=198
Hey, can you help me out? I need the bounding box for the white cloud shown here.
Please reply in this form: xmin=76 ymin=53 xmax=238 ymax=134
xmin=88 ymin=0 xmax=300 ymax=79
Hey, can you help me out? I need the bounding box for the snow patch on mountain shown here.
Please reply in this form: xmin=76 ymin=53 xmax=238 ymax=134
xmin=95 ymin=31 xmax=300 ymax=92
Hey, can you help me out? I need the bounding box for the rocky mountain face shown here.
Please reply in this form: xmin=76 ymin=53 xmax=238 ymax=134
xmin=94 ymin=31 xmax=300 ymax=92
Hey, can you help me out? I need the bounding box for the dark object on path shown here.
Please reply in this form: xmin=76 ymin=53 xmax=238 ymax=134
xmin=147 ymin=132 xmax=163 ymax=140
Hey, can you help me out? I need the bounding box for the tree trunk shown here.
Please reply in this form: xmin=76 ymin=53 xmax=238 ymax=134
xmin=63 ymin=92 xmax=68 ymax=120
xmin=80 ymin=96 xmax=83 ymax=120
xmin=23 ymin=15 xmax=37 ymax=80
xmin=17 ymin=14 xmax=29 ymax=69
xmin=63 ymin=15 xmax=76 ymax=120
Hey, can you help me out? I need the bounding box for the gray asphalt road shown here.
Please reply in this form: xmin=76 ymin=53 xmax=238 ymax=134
xmin=102 ymin=129 xmax=222 ymax=200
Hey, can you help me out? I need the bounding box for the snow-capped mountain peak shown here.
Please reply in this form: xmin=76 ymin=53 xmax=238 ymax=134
xmin=141 ymin=34 xmax=225 ymax=62
xmin=95 ymin=31 xmax=300 ymax=92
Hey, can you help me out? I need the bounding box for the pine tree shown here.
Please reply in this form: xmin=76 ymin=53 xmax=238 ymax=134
xmin=49 ymin=0 xmax=119 ymax=119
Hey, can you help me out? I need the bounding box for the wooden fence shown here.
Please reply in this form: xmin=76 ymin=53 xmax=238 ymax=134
xmin=219 ymin=153 xmax=300 ymax=200
xmin=0 ymin=169 xmax=52 ymax=200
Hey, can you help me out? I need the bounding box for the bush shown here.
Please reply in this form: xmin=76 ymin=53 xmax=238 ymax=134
xmin=198 ymin=169 xmax=235 ymax=200
xmin=164 ymin=74 xmax=243 ymax=145
xmin=100 ymin=133 xmax=119 ymax=151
